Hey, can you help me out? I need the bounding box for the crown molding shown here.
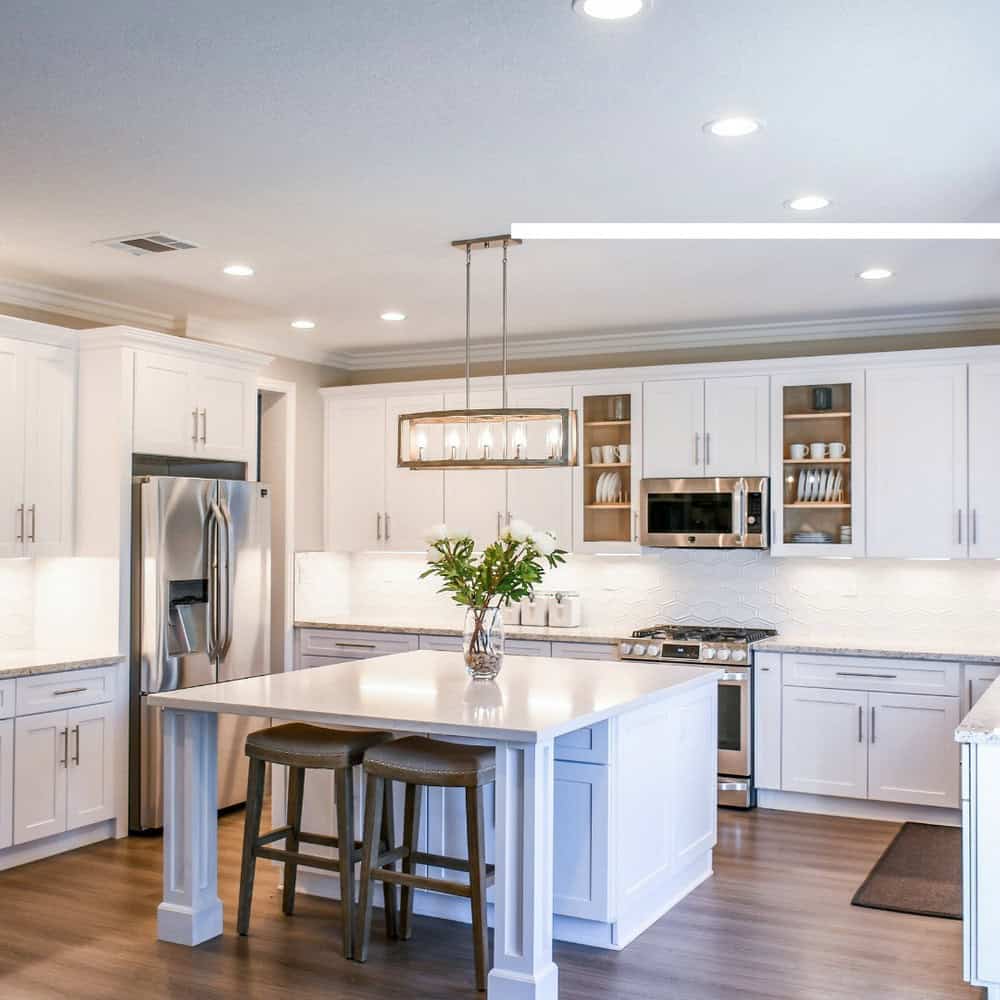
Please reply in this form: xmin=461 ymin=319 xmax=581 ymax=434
xmin=331 ymin=305 xmax=1000 ymax=371
xmin=0 ymin=277 xmax=180 ymax=332
xmin=78 ymin=325 xmax=273 ymax=369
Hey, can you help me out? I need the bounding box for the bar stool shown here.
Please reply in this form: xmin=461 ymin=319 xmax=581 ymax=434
xmin=356 ymin=735 xmax=496 ymax=992
xmin=237 ymin=722 xmax=397 ymax=958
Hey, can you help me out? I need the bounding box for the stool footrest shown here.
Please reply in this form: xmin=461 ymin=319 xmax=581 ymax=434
xmin=256 ymin=845 xmax=349 ymax=874
xmin=412 ymin=850 xmax=496 ymax=879
xmin=374 ymin=867 xmax=473 ymax=898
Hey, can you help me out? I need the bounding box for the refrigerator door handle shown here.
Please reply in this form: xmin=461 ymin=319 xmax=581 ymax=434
xmin=218 ymin=498 xmax=235 ymax=660
xmin=207 ymin=500 xmax=222 ymax=660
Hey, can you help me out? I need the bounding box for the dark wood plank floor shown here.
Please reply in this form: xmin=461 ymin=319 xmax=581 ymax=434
xmin=0 ymin=807 xmax=979 ymax=999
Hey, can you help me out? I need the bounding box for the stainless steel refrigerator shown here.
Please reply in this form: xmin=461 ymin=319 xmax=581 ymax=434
xmin=129 ymin=475 xmax=271 ymax=832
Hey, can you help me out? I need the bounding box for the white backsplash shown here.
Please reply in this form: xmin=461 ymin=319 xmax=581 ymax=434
xmin=296 ymin=549 xmax=1000 ymax=640
xmin=0 ymin=560 xmax=35 ymax=649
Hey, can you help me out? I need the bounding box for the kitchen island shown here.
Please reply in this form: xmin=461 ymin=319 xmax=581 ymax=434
xmin=149 ymin=650 xmax=719 ymax=999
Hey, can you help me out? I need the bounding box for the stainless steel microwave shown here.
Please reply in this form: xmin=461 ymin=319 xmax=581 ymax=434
xmin=640 ymin=477 xmax=769 ymax=549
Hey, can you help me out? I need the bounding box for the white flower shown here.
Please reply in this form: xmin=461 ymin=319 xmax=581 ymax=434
xmin=530 ymin=529 xmax=558 ymax=556
xmin=424 ymin=523 xmax=449 ymax=544
xmin=506 ymin=518 xmax=533 ymax=542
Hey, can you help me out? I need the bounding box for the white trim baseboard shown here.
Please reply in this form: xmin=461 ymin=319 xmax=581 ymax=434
xmin=757 ymin=789 xmax=961 ymax=826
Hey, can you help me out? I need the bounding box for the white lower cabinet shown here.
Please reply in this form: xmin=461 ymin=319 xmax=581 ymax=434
xmin=753 ymin=652 xmax=781 ymax=791
xmin=0 ymin=719 xmax=12 ymax=849
xmin=781 ymin=686 xmax=869 ymax=799
xmin=13 ymin=703 xmax=115 ymax=845
xmin=965 ymin=664 xmax=1000 ymax=716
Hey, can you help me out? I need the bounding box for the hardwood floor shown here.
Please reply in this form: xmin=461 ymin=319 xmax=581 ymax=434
xmin=0 ymin=807 xmax=979 ymax=1000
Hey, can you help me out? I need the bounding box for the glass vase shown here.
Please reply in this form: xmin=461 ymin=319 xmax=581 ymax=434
xmin=463 ymin=606 xmax=505 ymax=680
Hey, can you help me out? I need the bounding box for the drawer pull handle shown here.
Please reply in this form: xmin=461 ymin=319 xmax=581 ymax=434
xmin=334 ymin=641 xmax=377 ymax=649
xmin=53 ymin=687 xmax=88 ymax=696
xmin=835 ymin=672 xmax=897 ymax=679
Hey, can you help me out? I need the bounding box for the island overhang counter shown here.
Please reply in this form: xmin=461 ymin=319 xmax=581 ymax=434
xmin=149 ymin=650 xmax=721 ymax=1000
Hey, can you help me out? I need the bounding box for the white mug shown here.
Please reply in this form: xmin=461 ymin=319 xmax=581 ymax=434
xmin=591 ymin=446 xmax=603 ymax=464
xmin=789 ymin=443 xmax=808 ymax=460
xmin=809 ymin=442 xmax=827 ymax=460
xmin=618 ymin=444 xmax=631 ymax=463
xmin=601 ymin=444 xmax=620 ymax=464
xmin=828 ymin=442 xmax=847 ymax=459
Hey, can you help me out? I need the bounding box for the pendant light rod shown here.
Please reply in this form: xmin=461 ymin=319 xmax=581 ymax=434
xmin=502 ymin=238 xmax=509 ymax=408
xmin=465 ymin=243 xmax=472 ymax=409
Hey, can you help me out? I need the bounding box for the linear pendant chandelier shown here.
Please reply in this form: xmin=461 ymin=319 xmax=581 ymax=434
xmin=396 ymin=234 xmax=577 ymax=470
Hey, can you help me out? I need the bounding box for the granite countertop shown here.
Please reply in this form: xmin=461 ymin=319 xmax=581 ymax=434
xmin=755 ymin=632 xmax=1000 ymax=664
xmin=0 ymin=649 xmax=125 ymax=681
xmin=956 ymin=674 xmax=1000 ymax=744
xmin=295 ymin=617 xmax=625 ymax=645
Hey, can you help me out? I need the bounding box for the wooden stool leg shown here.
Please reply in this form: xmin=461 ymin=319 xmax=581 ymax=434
xmin=355 ymin=773 xmax=384 ymax=963
xmin=400 ymin=783 xmax=423 ymax=940
xmin=282 ymin=765 xmax=305 ymax=915
xmin=466 ymin=785 xmax=489 ymax=992
xmin=237 ymin=757 xmax=266 ymax=936
xmin=334 ymin=767 xmax=356 ymax=959
xmin=380 ymin=777 xmax=399 ymax=939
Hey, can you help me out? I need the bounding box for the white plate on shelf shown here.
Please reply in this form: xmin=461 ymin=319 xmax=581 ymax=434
xmin=797 ymin=469 xmax=805 ymax=502
xmin=826 ymin=471 xmax=835 ymax=501
xmin=834 ymin=470 xmax=843 ymax=502
xmin=819 ymin=470 xmax=830 ymax=502
xmin=610 ymin=472 xmax=622 ymax=502
xmin=807 ymin=470 xmax=818 ymax=502
xmin=597 ymin=472 xmax=609 ymax=503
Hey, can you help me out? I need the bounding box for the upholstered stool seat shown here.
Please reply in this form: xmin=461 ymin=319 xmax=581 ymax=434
xmin=356 ymin=736 xmax=497 ymax=992
xmin=237 ymin=722 xmax=395 ymax=959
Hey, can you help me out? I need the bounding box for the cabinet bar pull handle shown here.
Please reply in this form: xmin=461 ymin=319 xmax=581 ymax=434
xmin=200 ymin=409 xmax=207 ymax=444
xmin=72 ymin=725 xmax=80 ymax=765
xmin=53 ymin=687 xmax=88 ymax=696
xmin=871 ymin=706 xmax=876 ymax=743
xmin=957 ymin=509 xmax=963 ymax=545
xmin=16 ymin=504 xmax=24 ymax=543
xmin=385 ymin=512 xmax=391 ymax=542
xmin=192 ymin=409 xmax=199 ymax=443
xmin=835 ymin=672 xmax=897 ymax=679
xmin=376 ymin=512 xmax=382 ymax=541
xmin=334 ymin=641 xmax=377 ymax=649
xmin=694 ymin=432 xmax=700 ymax=466
xmin=973 ymin=509 xmax=978 ymax=545
xmin=858 ymin=706 xmax=863 ymax=743
xmin=27 ymin=504 xmax=36 ymax=543
xmin=705 ymin=432 xmax=711 ymax=466
xmin=60 ymin=728 xmax=68 ymax=767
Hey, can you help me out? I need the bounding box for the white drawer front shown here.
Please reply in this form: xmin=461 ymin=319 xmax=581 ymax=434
xmin=551 ymin=641 xmax=618 ymax=661
xmin=419 ymin=634 xmax=463 ymax=652
xmin=16 ymin=667 xmax=116 ymax=716
xmin=0 ymin=679 xmax=14 ymax=720
xmin=555 ymin=720 xmax=610 ymax=764
xmin=299 ymin=629 xmax=420 ymax=659
xmin=506 ymin=639 xmax=551 ymax=657
xmin=783 ymin=653 xmax=960 ymax=697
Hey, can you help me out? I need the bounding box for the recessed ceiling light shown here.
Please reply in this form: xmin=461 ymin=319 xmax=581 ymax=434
xmin=380 ymin=311 xmax=406 ymax=322
xmin=859 ymin=267 xmax=893 ymax=281
xmin=290 ymin=319 xmax=316 ymax=330
xmin=222 ymin=263 xmax=254 ymax=277
xmin=572 ymin=0 xmax=646 ymax=19
xmin=786 ymin=195 xmax=831 ymax=212
xmin=704 ymin=116 xmax=762 ymax=138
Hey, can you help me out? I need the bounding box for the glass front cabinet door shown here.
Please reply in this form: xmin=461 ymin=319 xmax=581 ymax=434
xmin=769 ymin=369 xmax=866 ymax=557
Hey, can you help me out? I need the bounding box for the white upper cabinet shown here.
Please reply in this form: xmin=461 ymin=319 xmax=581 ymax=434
xmin=866 ymin=364 xmax=968 ymax=559
xmin=506 ymin=384 xmax=574 ymax=548
xmin=133 ymin=349 xmax=256 ymax=463
xmin=644 ymin=375 xmax=768 ymax=479
xmin=327 ymin=397 xmax=386 ymax=552
xmin=0 ymin=336 xmax=75 ymax=558
xmin=968 ymin=363 xmax=1000 ymax=558
xmin=384 ymin=393 xmax=445 ymax=551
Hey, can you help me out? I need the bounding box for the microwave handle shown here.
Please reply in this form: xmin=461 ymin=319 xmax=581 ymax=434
xmin=735 ymin=479 xmax=747 ymax=542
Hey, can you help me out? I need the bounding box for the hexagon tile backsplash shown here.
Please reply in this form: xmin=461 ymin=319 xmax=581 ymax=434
xmin=296 ymin=549 xmax=1000 ymax=640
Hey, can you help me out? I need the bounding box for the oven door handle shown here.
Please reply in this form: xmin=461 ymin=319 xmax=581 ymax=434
xmin=720 ymin=671 xmax=748 ymax=682
xmin=718 ymin=780 xmax=750 ymax=792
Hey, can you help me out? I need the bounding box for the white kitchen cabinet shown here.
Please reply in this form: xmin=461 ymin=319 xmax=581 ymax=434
xmin=866 ymin=364 xmax=968 ymax=559
xmin=550 ymin=641 xmax=617 ymax=660
xmin=0 ymin=337 xmax=75 ymax=558
xmin=964 ymin=664 xmax=1000 ymax=716
xmin=867 ymin=692 xmax=960 ymax=808
xmin=327 ymin=397 xmax=386 ymax=551
xmin=505 ymin=383 xmax=574 ymax=547
xmin=0 ymin=719 xmax=12 ymax=850
xmin=13 ymin=709 xmax=68 ymax=845
xmin=133 ymin=350 xmax=256 ymax=463
xmin=781 ymin=686 xmax=868 ymax=799
xmin=968 ymin=363 xmax=1000 ymax=558
xmin=65 ymin=703 xmax=116 ymax=831
xmin=753 ymin=652 xmax=782 ymax=791
xmin=643 ymin=375 xmax=768 ymax=479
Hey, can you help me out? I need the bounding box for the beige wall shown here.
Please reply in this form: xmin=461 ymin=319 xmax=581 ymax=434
xmin=344 ymin=328 xmax=1000 ymax=385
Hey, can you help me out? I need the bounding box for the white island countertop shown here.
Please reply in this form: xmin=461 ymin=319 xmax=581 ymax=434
xmin=150 ymin=649 xmax=719 ymax=743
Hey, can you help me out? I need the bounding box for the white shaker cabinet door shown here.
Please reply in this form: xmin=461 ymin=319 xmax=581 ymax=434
xmin=23 ymin=347 xmax=75 ymax=557
xmin=753 ymin=652 xmax=782 ymax=791
xmin=384 ymin=393 xmax=445 ymax=551
xmin=965 ymin=664 xmax=1000 ymax=716
xmin=194 ymin=364 xmax=256 ymax=462
xmin=133 ymin=350 xmax=199 ymax=458
xmin=781 ymin=686 xmax=868 ymax=799
xmin=969 ymin=363 xmax=1000 ymax=558
xmin=13 ymin=709 xmax=68 ymax=845
xmin=66 ymin=703 xmax=116 ymax=831
xmin=443 ymin=390 xmax=507 ymax=550
xmin=867 ymin=693 xmax=960 ymax=808
xmin=643 ymin=378 xmax=704 ymax=478
xmin=326 ymin=397 xmax=386 ymax=551
xmin=505 ymin=384 xmax=574 ymax=549
xmin=0 ymin=340 xmax=26 ymax=557
xmin=0 ymin=718 xmax=12 ymax=849
xmin=703 ymin=375 xmax=769 ymax=477
xmin=866 ymin=364 xmax=968 ymax=558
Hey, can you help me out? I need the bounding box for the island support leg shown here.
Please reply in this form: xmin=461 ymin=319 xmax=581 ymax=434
xmin=157 ymin=709 xmax=223 ymax=946
xmin=489 ymin=739 xmax=558 ymax=1000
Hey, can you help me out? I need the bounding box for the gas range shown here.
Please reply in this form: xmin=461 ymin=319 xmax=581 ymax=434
xmin=617 ymin=624 xmax=777 ymax=665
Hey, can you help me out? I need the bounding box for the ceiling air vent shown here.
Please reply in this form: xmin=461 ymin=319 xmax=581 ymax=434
xmin=98 ymin=232 xmax=200 ymax=256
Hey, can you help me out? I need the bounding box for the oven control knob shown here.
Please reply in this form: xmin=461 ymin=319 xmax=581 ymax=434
xmin=632 ymin=644 xmax=646 ymax=656
xmin=702 ymin=648 xmax=716 ymax=659
xmin=731 ymin=649 xmax=746 ymax=662
xmin=716 ymin=648 xmax=731 ymax=661
xmin=619 ymin=642 xmax=632 ymax=656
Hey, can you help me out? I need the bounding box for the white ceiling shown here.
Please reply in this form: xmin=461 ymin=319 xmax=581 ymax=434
xmin=1 ymin=0 xmax=999 ymax=364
